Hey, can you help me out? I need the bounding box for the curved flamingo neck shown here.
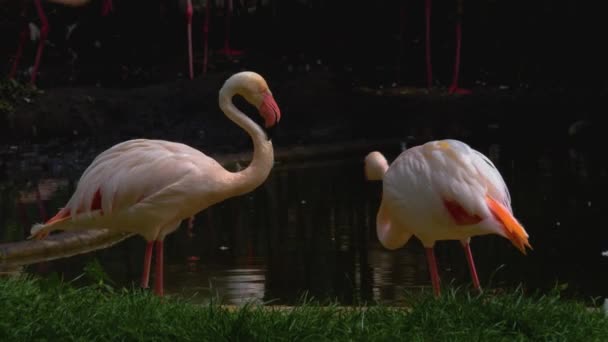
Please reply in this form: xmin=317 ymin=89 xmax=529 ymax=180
xmin=218 ymin=86 xmax=274 ymax=198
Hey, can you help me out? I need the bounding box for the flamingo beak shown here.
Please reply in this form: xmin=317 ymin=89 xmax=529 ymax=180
xmin=259 ymin=92 xmax=281 ymax=128
xmin=258 ymin=92 xmax=281 ymax=141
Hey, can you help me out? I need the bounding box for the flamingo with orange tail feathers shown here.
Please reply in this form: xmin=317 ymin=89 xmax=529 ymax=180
xmin=29 ymin=71 xmax=281 ymax=296
xmin=364 ymin=140 xmax=531 ymax=296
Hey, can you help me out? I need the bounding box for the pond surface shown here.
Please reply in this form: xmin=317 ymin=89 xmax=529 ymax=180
xmin=1 ymin=138 xmax=607 ymax=305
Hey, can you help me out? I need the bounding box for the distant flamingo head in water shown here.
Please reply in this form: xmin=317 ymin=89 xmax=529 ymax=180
xmin=223 ymin=71 xmax=282 ymax=135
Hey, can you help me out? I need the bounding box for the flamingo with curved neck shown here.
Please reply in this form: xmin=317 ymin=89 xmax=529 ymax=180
xmin=29 ymin=71 xmax=281 ymax=296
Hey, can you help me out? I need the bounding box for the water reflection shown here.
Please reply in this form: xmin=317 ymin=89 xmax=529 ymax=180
xmin=1 ymin=139 xmax=607 ymax=305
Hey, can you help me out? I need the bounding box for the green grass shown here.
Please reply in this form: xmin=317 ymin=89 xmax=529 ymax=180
xmin=1 ymin=275 xmax=607 ymax=341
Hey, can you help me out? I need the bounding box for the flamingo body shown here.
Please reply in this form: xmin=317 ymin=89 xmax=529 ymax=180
xmin=30 ymin=71 xmax=282 ymax=296
xmin=365 ymin=139 xmax=531 ymax=295
xmin=33 ymin=140 xmax=230 ymax=241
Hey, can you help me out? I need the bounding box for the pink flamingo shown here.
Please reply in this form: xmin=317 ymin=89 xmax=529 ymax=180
xmin=29 ymin=71 xmax=282 ymax=296
xmin=7 ymin=0 xmax=113 ymax=86
xmin=364 ymin=140 xmax=531 ymax=296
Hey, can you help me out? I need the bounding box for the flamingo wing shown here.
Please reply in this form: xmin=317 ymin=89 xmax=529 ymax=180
xmin=383 ymin=140 xmax=511 ymax=226
xmin=421 ymin=139 xmax=512 ymax=224
xmin=46 ymin=139 xmax=213 ymax=224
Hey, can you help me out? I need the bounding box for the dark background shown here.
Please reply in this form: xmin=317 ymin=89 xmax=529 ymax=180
xmin=1 ymin=0 xmax=604 ymax=89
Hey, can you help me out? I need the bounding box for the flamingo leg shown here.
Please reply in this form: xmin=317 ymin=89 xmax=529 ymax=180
xmin=424 ymin=0 xmax=432 ymax=90
xmin=448 ymin=0 xmax=472 ymax=95
xmin=425 ymin=247 xmax=441 ymax=296
xmin=218 ymin=0 xmax=243 ymax=56
xmin=186 ymin=0 xmax=194 ymax=79
xmin=202 ymin=0 xmax=210 ymax=74
xmin=8 ymin=6 xmax=29 ymax=80
xmin=154 ymin=240 xmax=164 ymax=296
xmin=30 ymin=0 xmax=49 ymax=86
xmin=462 ymin=241 xmax=481 ymax=291
xmin=141 ymin=241 xmax=154 ymax=288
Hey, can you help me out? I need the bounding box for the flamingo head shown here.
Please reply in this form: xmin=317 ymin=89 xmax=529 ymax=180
xmin=236 ymin=72 xmax=281 ymax=130
xmin=364 ymin=151 xmax=389 ymax=181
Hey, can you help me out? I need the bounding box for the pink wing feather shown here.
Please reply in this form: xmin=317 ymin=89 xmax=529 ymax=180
xmin=44 ymin=139 xmax=207 ymax=225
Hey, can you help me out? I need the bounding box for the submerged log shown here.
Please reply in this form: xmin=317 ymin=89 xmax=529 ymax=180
xmin=0 ymin=229 xmax=134 ymax=269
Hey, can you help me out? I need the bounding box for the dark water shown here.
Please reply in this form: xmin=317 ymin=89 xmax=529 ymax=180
xmin=1 ymin=139 xmax=607 ymax=306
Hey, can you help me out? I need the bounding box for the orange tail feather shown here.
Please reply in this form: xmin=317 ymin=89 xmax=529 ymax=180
xmin=486 ymin=196 xmax=532 ymax=254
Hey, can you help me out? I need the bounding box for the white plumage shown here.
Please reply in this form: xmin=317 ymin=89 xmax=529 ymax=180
xmin=365 ymin=139 xmax=531 ymax=296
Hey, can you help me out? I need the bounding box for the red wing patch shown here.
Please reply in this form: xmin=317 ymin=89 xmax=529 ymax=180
xmin=443 ymin=198 xmax=482 ymax=225
xmin=44 ymin=188 xmax=104 ymax=224
xmin=91 ymin=188 xmax=102 ymax=211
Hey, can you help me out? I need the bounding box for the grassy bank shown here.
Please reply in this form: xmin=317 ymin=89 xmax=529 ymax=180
xmin=1 ymin=276 xmax=607 ymax=341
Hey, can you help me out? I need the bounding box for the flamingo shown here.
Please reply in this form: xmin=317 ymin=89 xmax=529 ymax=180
xmin=28 ymin=71 xmax=282 ymax=296
xmin=364 ymin=140 xmax=531 ymax=296
xmin=7 ymin=0 xmax=113 ymax=86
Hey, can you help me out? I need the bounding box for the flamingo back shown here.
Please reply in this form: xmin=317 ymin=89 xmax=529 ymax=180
xmin=35 ymin=139 xmax=224 ymax=238
xmin=382 ymin=139 xmax=513 ymax=243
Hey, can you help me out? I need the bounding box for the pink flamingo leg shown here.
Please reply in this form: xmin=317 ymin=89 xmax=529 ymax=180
xmin=30 ymin=0 xmax=49 ymax=86
xmin=154 ymin=240 xmax=164 ymax=296
xmin=448 ymin=0 xmax=472 ymax=95
xmin=425 ymin=247 xmax=441 ymax=296
xmin=186 ymin=0 xmax=194 ymax=79
xmin=141 ymin=241 xmax=154 ymax=288
xmin=217 ymin=0 xmax=243 ymax=56
xmin=424 ymin=0 xmax=432 ymax=90
xmin=202 ymin=0 xmax=210 ymax=74
xmin=8 ymin=6 xmax=29 ymax=80
xmin=462 ymin=242 xmax=481 ymax=290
